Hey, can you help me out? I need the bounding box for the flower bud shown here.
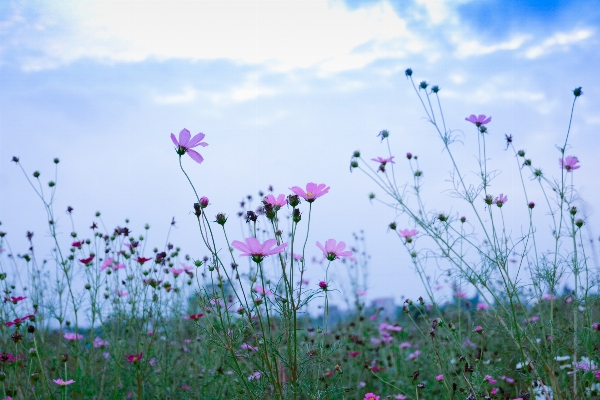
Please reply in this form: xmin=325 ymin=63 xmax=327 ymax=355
xmin=389 ymin=222 xmax=397 ymax=230
xmin=193 ymin=203 xmax=202 ymax=217
xmin=215 ymin=213 xmax=228 ymax=226
xmin=406 ymin=152 xmax=412 ymax=160
xmin=528 ymin=202 xmax=535 ymax=209
xmin=319 ymin=281 xmax=328 ymax=291
xmin=353 ymin=150 xmax=360 ymax=158
xmin=292 ymin=209 xmax=302 ymax=223
xmin=27 ymin=325 xmax=35 ymax=334
xmin=419 ymin=81 xmax=428 ymax=89
xmin=53 ymin=158 xmax=60 ymax=164
xmin=405 ymin=68 xmax=413 ymax=77
xmin=48 ymin=181 xmax=55 ymax=187
xmin=200 ymin=196 xmax=209 ymax=209
xmin=524 ymin=159 xmax=532 ymax=166
xmin=11 ymin=156 xmax=19 ymax=163
xmin=61 ymin=354 xmax=69 ymax=363
xmin=288 ymin=194 xmax=300 ymax=207
xmin=438 ymin=213 xmax=447 ymax=222
xmin=460 ymin=216 xmax=466 ymax=223
xmin=575 ymin=219 xmax=584 ymax=228
xmin=517 ymin=150 xmax=525 ymax=157
xmin=573 ymin=87 xmax=583 ymax=97
xmin=431 ymin=85 xmax=440 ymax=93
xmin=484 ymin=195 xmax=493 ymax=205
xmin=33 ymin=171 xmax=40 ymax=178
xmin=570 ymin=206 xmax=577 ymax=215
xmin=350 ymin=160 xmax=358 ymax=169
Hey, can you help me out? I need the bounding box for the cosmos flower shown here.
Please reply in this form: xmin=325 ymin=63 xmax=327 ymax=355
xmin=63 ymin=333 xmax=83 ymax=340
xmin=170 ymin=128 xmax=208 ymax=164
xmin=465 ymin=114 xmax=492 ymax=126
xmin=125 ymin=352 xmax=143 ymax=363
xmin=53 ymin=379 xmax=75 ymax=386
xmin=494 ymin=193 xmax=508 ymax=207
xmin=316 ymin=239 xmax=353 ymax=261
xmin=231 ymin=237 xmax=287 ymax=263
xmin=289 ymin=182 xmax=330 ymax=203
xmin=560 ymin=156 xmax=580 ymax=172
xmin=263 ymin=194 xmax=287 ymax=208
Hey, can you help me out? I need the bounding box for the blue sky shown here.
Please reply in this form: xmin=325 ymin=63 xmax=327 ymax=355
xmin=1 ymin=0 xmax=599 ymax=309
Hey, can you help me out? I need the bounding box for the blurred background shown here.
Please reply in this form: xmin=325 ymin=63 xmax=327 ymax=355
xmin=1 ymin=0 xmax=599 ymax=315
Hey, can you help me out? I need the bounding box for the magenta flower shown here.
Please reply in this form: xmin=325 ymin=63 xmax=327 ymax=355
xmin=436 ymin=374 xmax=444 ymax=382
xmin=475 ymin=325 xmax=483 ymax=334
xmin=170 ymin=128 xmax=208 ymax=164
xmin=477 ymin=302 xmax=489 ymax=310
xmin=484 ymin=374 xmax=498 ymax=384
xmin=241 ymin=343 xmax=258 ymax=351
xmin=53 ymin=379 xmax=75 ymax=386
xmin=170 ymin=268 xmax=185 ymax=276
xmin=253 ymin=286 xmax=274 ymax=296
xmin=125 ymin=352 xmax=143 ymax=363
xmin=263 ymin=194 xmax=287 ymax=209
xmin=398 ymin=228 xmax=418 ymax=243
xmin=494 ymin=193 xmax=508 ymax=207
xmin=79 ymin=255 xmax=94 ymax=265
xmin=3 ymin=296 xmax=26 ymax=304
xmin=289 ymin=182 xmax=330 ymax=203
xmin=231 ymin=237 xmax=287 ymax=263
xmin=137 ymin=256 xmax=152 ymax=265
xmin=364 ymin=394 xmax=380 ymax=400
xmin=560 ymin=156 xmax=580 ymax=172
xmin=316 ymin=239 xmax=353 ymax=261
xmin=465 ymin=114 xmax=492 ymax=126
xmin=248 ymin=371 xmax=261 ymax=381
xmin=318 ymin=281 xmax=328 ymax=290
xmin=63 ymin=333 xmax=83 ymax=340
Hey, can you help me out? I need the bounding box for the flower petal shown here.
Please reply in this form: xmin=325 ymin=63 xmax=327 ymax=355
xmin=187 ymin=149 xmax=204 ymax=164
xmin=186 ymin=132 xmax=206 ymax=148
xmin=178 ymin=129 xmax=191 ymax=147
xmin=170 ymin=133 xmax=179 ymax=146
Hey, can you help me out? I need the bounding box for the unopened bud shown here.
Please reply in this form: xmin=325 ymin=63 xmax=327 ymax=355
xmin=405 ymin=68 xmax=413 ymax=77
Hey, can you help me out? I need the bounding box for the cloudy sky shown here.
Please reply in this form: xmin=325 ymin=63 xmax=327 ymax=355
xmin=1 ymin=0 xmax=599 ymax=310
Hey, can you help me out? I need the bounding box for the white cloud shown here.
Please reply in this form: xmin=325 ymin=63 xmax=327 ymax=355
xmin=454 ymin=34 xmax=531 ymax=58
xmin=524 ymin=28 xmax=594 ymax=59
xmin=2 ymin=0 xmax=427 ymax=73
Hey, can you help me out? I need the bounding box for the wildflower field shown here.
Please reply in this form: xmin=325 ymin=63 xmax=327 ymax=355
xmin=1 ymin=71 xmax=599 ymax=400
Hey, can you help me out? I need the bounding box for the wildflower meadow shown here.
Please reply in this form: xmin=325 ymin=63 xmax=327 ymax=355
xmin=1 ymin=71 xmax=599 ymax=400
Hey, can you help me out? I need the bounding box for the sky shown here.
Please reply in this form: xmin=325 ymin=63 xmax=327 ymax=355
xmin=1 ymin=0 xmax=599 ymax=312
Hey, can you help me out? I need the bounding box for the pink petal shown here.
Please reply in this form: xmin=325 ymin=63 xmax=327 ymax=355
xmin=178 ymin=129 xmax=191 ymax=147
xmin=482 ymin=116 xmax=492 ymax=124
xmin=316 ymin=241 xmax=326 ymax=254
xmin=186 ymin=132 xmax=206 ymax=148
xmin=170 ymin=133 xmax=179 ymax=146
xmin=232 ymin=240 xmax=250 ymax=255
xmin=187 ymin=149 xmax=204 ymax=164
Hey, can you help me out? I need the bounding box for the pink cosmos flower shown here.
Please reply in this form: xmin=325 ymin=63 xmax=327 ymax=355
xmin=116 ymin=290 xmax=128 ymax=297
xmin=71 ymin=240 xmax=84 ymax=248
xmin=125 ymin=352 xmax=143 ymax=363
xmin=398 ymin=229 xmax=418 ymax=243
xmin=484 ymin=374 xmax=497 ymax=384
xmin=289 ymin=182 xmax=330 ymax=203
xmin=316 ymin=239 xmax=353 ymax=261
xmin=318 ymin=281 xmax=328 ymax=290
xmin=292 ymin=253 xmax=303 ymax=261
xmin=231 ymin=237 xmax=287 ymax=263
xmin=3 ymin=296 xmax=26 ymax=304
xmin=477 ymin=302 xmax=489 ymax=310
xmin=475 ymin=325 xmax=483 ymax=334
xmin=494 ymin=193 xmax=508 ymax=207
xmin=170 ymin=268 xmax=185 ymax=277
xmin=490 ymin=388 xmax=498 ymax=395
xmin=394 ymin=395 xmax=408 ymax=400
xmin=560 ymin=156 xmax=580 ymax=172
xmin=501 ymin=375 xmax=515 ymax=383
xmin=53 ymin=379 xmax=75 ymax=386
xmin=241 ymin=343 xmax=258 ymax=351
xmin=170 ymin=128 xmax=208 ymax=164
xmin=248 ymin=371 xmax=261 ymax=381
xmin=399 ymin=342 xmax=412 ymax=349
xmin=408 ymin=350 xmax=421 ymax=359
xmin=356 ymin=290 xmax=367 ymax=296
xmin=465 ymin=114 xmax=492 ymax=126
xmin=436 ymin=374 xmax=444 ymax=382
xmin=63 ymin=333 xmax=83 ymax=340
xmin=364 ymin=393 xmax=380 ymax=400
xmin=93 ymin=337 xmax=109 ymax=348
xmin=253 ymin=286 xmax=274 ymax=296
xmin=348 ymin=351 xmax=360 ymax=357
xmin=263 ymin=194 xmax=287 ymax=208
xmin=100 ymin=258 xmax=113 ymax=271
xmin=4 ymin=312 xmax=35 ymax=327
xmin=371 ymin=156 xmax=395 ymax=164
